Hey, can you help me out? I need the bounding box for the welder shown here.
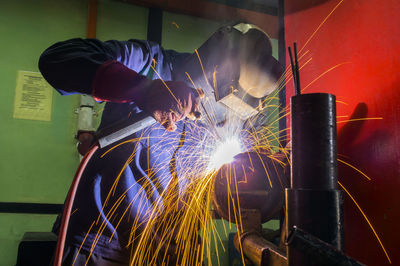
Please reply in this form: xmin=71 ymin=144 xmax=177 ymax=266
xmin=39 ymin=23 xmax=283 ymax=265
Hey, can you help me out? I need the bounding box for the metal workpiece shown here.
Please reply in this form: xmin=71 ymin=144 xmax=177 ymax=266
xmin=285 ymin=189 xmax=344 ymax=251
xmin=290 ymin=93 xmax=338 ymax=190
xmin=286 ymin=227 xmax=364 ymax=266
xmin=287 ymin=93 xmax=343 ymax=265
xmin=235 ymin=232 xmax=287 ymax=266
xmin=211 ymin=151 xmax=288 ymax=223
xmin=234 ymin=209 xmax=287 ymax=266
xmin=210 ymin=142 xmax=289 ymax=265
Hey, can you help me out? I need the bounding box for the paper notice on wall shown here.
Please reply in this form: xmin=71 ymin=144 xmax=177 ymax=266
xmin=13 ymin=71 xmax=53 ymax=121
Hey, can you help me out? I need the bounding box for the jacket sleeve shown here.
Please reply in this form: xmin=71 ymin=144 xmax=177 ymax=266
xmin=38 ymin=38 xmax=157 ymax=100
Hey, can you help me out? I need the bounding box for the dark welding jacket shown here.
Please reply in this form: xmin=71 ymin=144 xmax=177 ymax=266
xmin=39 ymin=38 xmax=208 ymax=262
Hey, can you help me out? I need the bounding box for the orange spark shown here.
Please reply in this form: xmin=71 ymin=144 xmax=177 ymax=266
xmin=337 ymin=117 xmax=383 ymax=124
xmin=299 ymin=0 xmax=346 ymax=54
xmin=338 ymin=181 xmax=391 ymax=264
xmin=337 ymin=159 xmax=372 ymax=181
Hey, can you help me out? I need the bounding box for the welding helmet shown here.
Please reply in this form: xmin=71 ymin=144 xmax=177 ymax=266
xmin=175 ymin=23 xmax=282 ymax=129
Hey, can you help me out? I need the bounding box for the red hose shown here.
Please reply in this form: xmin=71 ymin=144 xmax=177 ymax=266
xmin=54 ymin=143 xmax=99 ymax=266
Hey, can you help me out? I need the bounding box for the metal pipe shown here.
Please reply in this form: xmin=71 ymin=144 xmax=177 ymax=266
xmin=286 ymin=93 xmax=343 ymax=266
xmin=235 ymin=233 xmax=287 ymax=266
xmin=290 ymin=93 xmax=338 ymax=190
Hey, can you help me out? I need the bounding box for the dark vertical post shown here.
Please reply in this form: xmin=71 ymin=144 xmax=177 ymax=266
xmin=291 ymin=93 xmax=338 ymax=189
xmin=147 ymin=7 xmax=163 ymax=44
xmin=278 ymin=0 xmax=287 ymax=149
xmin=286 ymin=93 xmax=343 ymax=265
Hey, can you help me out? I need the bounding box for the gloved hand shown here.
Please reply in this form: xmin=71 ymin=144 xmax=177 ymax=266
xmin=92 ymin=60 xmax=202 ymax=131
xmin=138 ymin=80 xmax=202 ymax=131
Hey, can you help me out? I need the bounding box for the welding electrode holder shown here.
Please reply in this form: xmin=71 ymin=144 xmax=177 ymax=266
xmin=95 ymin=111 xmax=156 ymax=148
xmin=285 ymin=93 xmax=344 ymax=266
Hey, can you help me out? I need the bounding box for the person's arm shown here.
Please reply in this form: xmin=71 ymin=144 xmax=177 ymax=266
xmin=39 ymin=38 xmax=200 ymax=131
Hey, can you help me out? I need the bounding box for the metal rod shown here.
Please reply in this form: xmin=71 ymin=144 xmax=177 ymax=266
xmin=288 ymin=46 xmax=297 ymax=95
xmin=293 ymin=43 xmax=301 ymax=95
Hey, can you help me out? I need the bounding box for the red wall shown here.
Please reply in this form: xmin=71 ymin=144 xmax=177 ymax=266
xmin=284 ymin=0 xmax=400 ymax=264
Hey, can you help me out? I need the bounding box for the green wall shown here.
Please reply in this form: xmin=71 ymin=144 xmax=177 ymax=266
xmin=0 ymin=1 xmax=148 ymax=265
xmin=162 ymin=11 xmax=224 ymax=52
xmin=0 ymin=1 xmax=279 ymax=265
xmin=0 ymin=0 xmax=87 ymax=205
xmin=0 ymin=1 xmax=86 ymax=264
xmin=96 ymin=0 xmax=148 ymax=41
